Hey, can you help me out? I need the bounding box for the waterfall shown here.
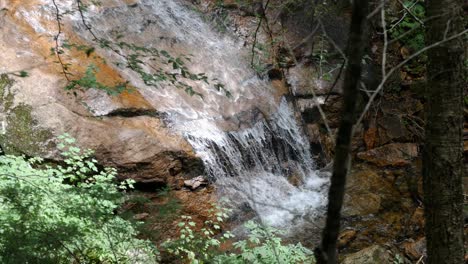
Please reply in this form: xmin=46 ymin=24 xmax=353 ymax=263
xmin=83 ymin=0 xmax=328 ymax=228
xmin=182 ymin=99 xmax=328 ymax=228
xmin=34 ymin=0 xmax=329 ymax=228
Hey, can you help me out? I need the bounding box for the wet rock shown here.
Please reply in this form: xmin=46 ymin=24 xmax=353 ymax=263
xmin=184 ymin=176 xmax=208 ymax=190
xmin=338 ymin=229 xmax=357 ymax=248
xmin=342 ymin=245 xmax=393 ymax=264
xmin=409 ymin=207 xmax=425 ymax=230
xmin=344 ymin=192 xmax=381 ymax=217
xmin=343 ymin=169 xmax=395 ymax=217
xmin=364 ymin=126 xmax=378 ymax=150
xmin=172 ymin=177 xmax=186 ymax=190
xmin=357 ymin=143 xmax=419 ymax=167
xmin=287 ymin=172 xmax=304 ymax=187
xmin=286 ymin=65 xmax=343 ymax=96
xmin=378 ymin=114 xmax=408 ymax=142
xmin=402 ymin=237 xmax=426 ymax=261
xmin=0 ymin=1 xmax=215 ymax=185
xmin=133 ymin=213 xmax=150 ymax=221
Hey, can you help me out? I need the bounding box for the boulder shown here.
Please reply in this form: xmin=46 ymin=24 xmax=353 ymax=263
xmin=133 ymin=213 xmax=150 ymax=221
xmin=402 ymin=237 xmax=426 ymax=261
xmin=338 ymin=229 xmax=357 ymax=248
xmin=343 ymin=169 xmax=395 ymax=217
xmin=378 ymin=114 xmax=409 ymax=143
xmin=184 ymin=176 xmax=208 ymax=190
xmin=0 ymin=5 xmax=202 ymax=185
xmin=342 ymin=245 xmax=393 ymax=264
xmin=286 ymin=65 xmax=343 ymax=97
xmin=357 ymin=143 xmax=419 ymax=167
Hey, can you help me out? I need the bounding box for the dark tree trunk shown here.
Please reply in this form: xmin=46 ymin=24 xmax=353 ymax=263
xmin=423 ymin=0 xmax=465 ymax=263
xmin=316 ymin=1 xmax=369 ymax=263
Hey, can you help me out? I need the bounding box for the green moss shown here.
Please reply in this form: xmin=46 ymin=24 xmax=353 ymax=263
xmin=0 ymin=75 xmax=53 ymax=156
xmin=0 ymin=74 xmax=14 ymax=110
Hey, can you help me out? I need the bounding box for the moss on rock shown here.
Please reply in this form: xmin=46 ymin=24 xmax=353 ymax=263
xmin=0 ymin=75 xmax=53 ymax=156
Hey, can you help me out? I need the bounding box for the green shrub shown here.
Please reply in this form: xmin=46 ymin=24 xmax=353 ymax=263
xmin=0 ymin=134 xmax=158 ymax=263
xmin=0 ymin=134 xmax=315 ymax=263
xmin=389 ymin=0 xmax=425 ymax=52
xmin=163 ymin=205 xmax=315 ymax=264
xmin=163 ymin=205 xmax=234 ymax=263
xmin=216 ymin=221 xmax=315 ymax=264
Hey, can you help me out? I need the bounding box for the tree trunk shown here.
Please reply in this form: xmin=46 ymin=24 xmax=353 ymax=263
xmin=423 ymin=0 xmax=465 ymax=263
xmin=316 ymin=1 xmax=369 ymax=263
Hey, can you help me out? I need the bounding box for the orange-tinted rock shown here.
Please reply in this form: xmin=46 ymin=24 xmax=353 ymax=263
xmin=0 ymin=1 xmax=206 ymax=185
xmin=409 ymin=207 xmax=425 ymax=228
xmin=364 ymin=127 xmax=378 ymax=150
xmin=342 ymin=245 xmax=393 ymax=264
xmin=357 ymin=143 xmax=419 ymax=167
xmin=338 ymin=229 xmax=357 ymax=248
xmin=343 ymin=169 xmax=394 ymax=217
xmin=402 ymin=237 xmax=426 ymax=260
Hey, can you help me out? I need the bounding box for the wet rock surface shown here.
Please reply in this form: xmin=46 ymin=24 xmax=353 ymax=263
xmin=3 ymin=0 xmax=467 ymax=262
xmin=183 ymin=176 xmax=208 ymax=190
xmin=357 ymin=143 xmax=419 ymax=167
xmin=341 ymin=245 xmax=394 ymax=264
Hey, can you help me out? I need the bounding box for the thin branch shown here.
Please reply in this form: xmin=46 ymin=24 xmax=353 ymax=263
xmin=367 ymin=2 xmax=385 ymax=19
xmin=381 ymin=0 xmax=388 ymax=78
xmin=251 ymin=0 xmax=271 ymax=67
xmin=284 ymin=39 xmax=335 ymax=145
xmin=291 ymin=23 xmax=321 ymax=51
xmin=76 ymin=0 xmax=99 ymax=41
xmin=354 ymin=27 xmax=468 ymax=129
xmin=318 ymin=19 xmax=347 ymax=63
xmin=396 ymin=0 xmax=425 ymax=26
xmin=52 ymin=0 xmax=71 ymax=82
xmin=324 ymin=60 xmax=345 ymax=103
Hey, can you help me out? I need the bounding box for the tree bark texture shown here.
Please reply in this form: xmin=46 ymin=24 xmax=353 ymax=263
xmin=317 ymin=1 xmax=369 ymax=263
xmin=423 ymin=0 xmax=466 ymax=263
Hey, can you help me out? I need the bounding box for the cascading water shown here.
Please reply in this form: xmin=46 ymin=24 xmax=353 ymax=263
xmin=28 ymin=0 xmax=329 ymax=229
xmin=182 ymin=99 xmax=328 ymax=228
xmin=83 ymin=0 xmax=329 ymax=229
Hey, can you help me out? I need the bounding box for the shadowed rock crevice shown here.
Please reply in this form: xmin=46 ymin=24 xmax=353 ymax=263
xmin=102 ymin=108 xmax=164 ymax=118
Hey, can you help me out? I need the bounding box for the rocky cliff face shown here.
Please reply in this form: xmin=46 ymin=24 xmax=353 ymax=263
xmin=0 ymin=0 xmax=343 ymax=186
xmin=2 ymin=1 xmax=457 ymax=261
xmin=0 ymin=0 xmax=205 ymax=186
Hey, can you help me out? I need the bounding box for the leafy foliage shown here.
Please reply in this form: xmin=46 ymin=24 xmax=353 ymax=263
xmin=163 ymin=205 xmax=234 ymax=263
xmin=389 ymin=1 xmax=425 ymax=52
xmin=0 ymin=133 xmax=316 ymax=263
xmin=217 ymin=221 xmax=315 ymax=264
xmin=0 ymin=134 xmax=158 ymax=263
xmin=163 ymin=204 xmax=314 ymax=264
xmin=65 ymin=64 xmax=129 ymax=96
xmin=388 ymin=0 xmax=426 ymax=76
xmin=52 ymin=2 xmax=232 ymax=98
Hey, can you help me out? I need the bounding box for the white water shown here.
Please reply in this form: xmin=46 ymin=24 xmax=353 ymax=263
xmin=70 ymin=0 xmax=278 ymax=123
xmin=182 ymin=99 xmax=328 ymax=227
xmin=30 ymin=0 xmax=329 ymax=228
xmin=82 ymin=0 xmax=329 ymax=228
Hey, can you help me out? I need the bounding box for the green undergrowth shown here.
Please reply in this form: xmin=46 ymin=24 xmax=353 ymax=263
xmin=0 ymin=134 xmax=316 ymax=263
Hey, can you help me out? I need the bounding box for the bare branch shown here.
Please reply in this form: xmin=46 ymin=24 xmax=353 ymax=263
xmin=51 ymin=0 xmax=71 ymax=82
xmin=396 ymin=0 xmax=425 ymax=26
xmin=381 ymin=1 xmax=388 ymax=78
xmin=354 ymin=26 xmax=468 ymax=129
